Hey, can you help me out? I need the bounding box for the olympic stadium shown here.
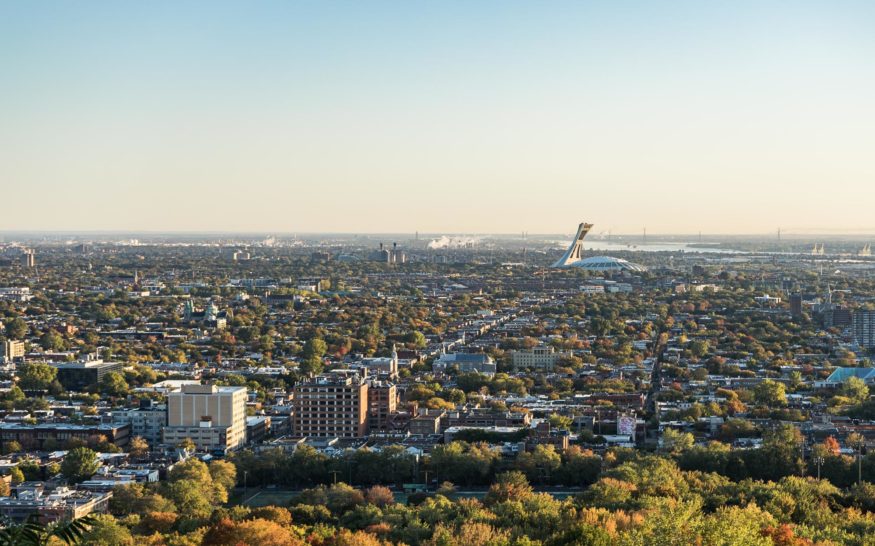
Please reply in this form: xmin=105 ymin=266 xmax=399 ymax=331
xmin=553 ymin=222 xmax=647 ymax=272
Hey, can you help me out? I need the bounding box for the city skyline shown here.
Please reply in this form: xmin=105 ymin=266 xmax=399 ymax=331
xmin=3 ymin=1 xmax=875 ymax=234
xmin=5 ymin=3 xmax=875 ymax=541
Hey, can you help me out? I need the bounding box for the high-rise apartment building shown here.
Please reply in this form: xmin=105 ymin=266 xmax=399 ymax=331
xmin=1 ymin=341 xmax=25 ymax=363
xmin=789 ymin=294 xmax=803 ymax=317
xmin=293 ymin=370 xmax=368 ymax=438
xmin=163 ymin=384 xmax=247 ymax=452
xmin=367 ymin=381 xmax=397 ymax=432
xmin=853 ymin=310 xmax=875 ymax=350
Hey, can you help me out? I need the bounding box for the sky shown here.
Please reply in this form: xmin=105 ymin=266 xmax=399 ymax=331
xmin=2 ymin=1 xmax=875 ymax=235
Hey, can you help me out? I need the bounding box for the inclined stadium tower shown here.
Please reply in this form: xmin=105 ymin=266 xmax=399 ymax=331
xmin=553 ymin=222 xmax=646 ymax=272
xmin=552 ymin=222 xmax=594 ymax=267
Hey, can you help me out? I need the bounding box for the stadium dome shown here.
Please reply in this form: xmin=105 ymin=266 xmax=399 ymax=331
xmin=566 ymin=255 xmax=647 ymax=272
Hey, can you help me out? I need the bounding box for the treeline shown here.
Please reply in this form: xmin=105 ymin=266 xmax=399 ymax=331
xmin=233 ymin=425 xmax=875 ymax=495
xmin=676 ymin=427 xmax=875 ymax=488
xmin=86 ymin=455 xmax=875 ymax=545
xmin=5 ymin=432 xmax=875 ymax=544
xmin=231 ymin=443 xmax=602 ymax=489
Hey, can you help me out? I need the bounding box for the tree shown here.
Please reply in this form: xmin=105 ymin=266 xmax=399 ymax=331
xmin=485 ymin=470 xmax=533 ymax=504
xmin=289 ymin=504 xmax=331 ymax=525
xmin=365 ymin=485 xmax=394 ymax=507
xmin=660 ymin=428 xmax=695 ymax=454
xmin=548 ymin=524 xmax=613 ymax=546
xmin=619 ymin=497 xmax=704 ymax=546
xmin=209 ymin=459 xmax=237 ymax=493
xmin=547 ymin=413 xmax=573 ymax=430
xmin=600 ymin=456 xmax=690 ymax=501
xmin=557 ymin=446 xmax=602 ymax=486
xmin=136 ymin=512 xmax=177 ymax=535
xmin=109 ymin=484 xmax=174 ymax=516
xmin=247 ymin=506 xmax=293 ymax=526
xmin=202 ymin=518 xmax=303 ymax=546
xmin=302 ymin=338 xmax=327 ymax=360
xmin=4 ymin=318 xmax=28 ymax=340
xmin=177 ymin=437 xmax=196 ymax=454
xmin=9 ymin=467 xmax=25 ymax=485
xmin=406 ymin=331 xmax=427 ymax=349
xmin=446 ymin=388 xmax=466 ymax=404
xmin=848 ymin=481 xmax=875 ymax=512
xmin=436 ymin=481 xmax=457 ymax=496
xmin=163 ymin=458 xmax=230 ymax=514
xmin=3 ymin=386 xmax=25 ymax=405
xmin=515 ymin=445 xmax=562 ymax=484
xmin=822 ymin=436 xmax=841 ymax=457
xmin=325 ymin=483 xmax=366 ymax=514
xmin=39 ymin=331 xmax=65 ymax=351
xmin=581 ymin=476 xmax=639 ymax=510
xmin=847 ymin=432 xmax=866 ymax=452
xmin=3 ymin=440 xmax=22 ymax=455
xmin=701 ymin=504 xmax=775 ymax=546
xmin=753 ymin=379 xmax=787 ymax=407
xmin=788 ymin=371 xmax=804 ymax=391
xmin=99 ymin=372 xmax=129 ymax=397
xmin=748 ymin=425 xmax=804 ymax=481
xmin=688 ymin=340 xmax=709 ymax=359
xmin=430 ymin=442 xmax=500 ymax=486
xmin=61 ymin=447 xmax=99 ymax=484
xmin=299 ymin=356 xmax=324 ymax=376
xmin=841 ymin=377 xmax=870 ymax=404
xmin=13 ymin=462 xmax=35 ymax=482
xmin=299 ymin=338 xmax=328 ymax=375
xmin=128 ymin=436 xmax=149 ymax=459
xmin=17 ymin=362 xmax=58 ymax=391
xmin=718 ymin=419 xmax=757 ymax=442
xmin=78 ymin=514 xmax=134 ymax=546
xmin=161 ymin=480 xmax=213 ymax=518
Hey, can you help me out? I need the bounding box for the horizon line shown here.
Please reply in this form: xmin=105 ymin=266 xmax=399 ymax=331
xmin=3 ymin=229 xmax=875 ymax=238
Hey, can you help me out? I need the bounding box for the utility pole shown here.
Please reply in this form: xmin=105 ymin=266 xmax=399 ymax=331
xmin=331 ymin=470 xmax=340 ymax=484
xmin=814 ymin=456 xmax=824 ymax=480
xmin=800 ymin=439 xmax=806 ymax=477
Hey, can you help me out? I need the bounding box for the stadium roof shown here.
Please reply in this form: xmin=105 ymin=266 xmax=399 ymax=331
xmin=564 ymin=256 xmax=647 ymax=272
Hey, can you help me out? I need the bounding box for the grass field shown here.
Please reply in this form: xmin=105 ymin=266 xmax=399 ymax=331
xmin=241 ymin=488 xmax=300 ymax=507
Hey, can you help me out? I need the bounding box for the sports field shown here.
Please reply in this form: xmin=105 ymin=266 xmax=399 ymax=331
xmin=240 ymin=488 xmax=300 ymax=507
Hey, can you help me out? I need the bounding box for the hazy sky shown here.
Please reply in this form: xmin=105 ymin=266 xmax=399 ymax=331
xmin=2 ymin=1 xmax=875 ymax=235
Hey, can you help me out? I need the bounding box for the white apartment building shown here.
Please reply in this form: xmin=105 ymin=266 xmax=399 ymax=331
xmin=163 ymin=384 xmax=247 ymax=453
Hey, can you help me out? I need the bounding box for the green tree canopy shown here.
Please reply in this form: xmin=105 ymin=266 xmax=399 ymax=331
xmin=61 ymin=447 xmax=99 ymax=484
xmin=17 ymin=362 xmax=58 ymax=391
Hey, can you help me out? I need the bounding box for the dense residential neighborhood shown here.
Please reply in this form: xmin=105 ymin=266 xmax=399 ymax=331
xmin=0 ymin=234 xmax=874 ymax=544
